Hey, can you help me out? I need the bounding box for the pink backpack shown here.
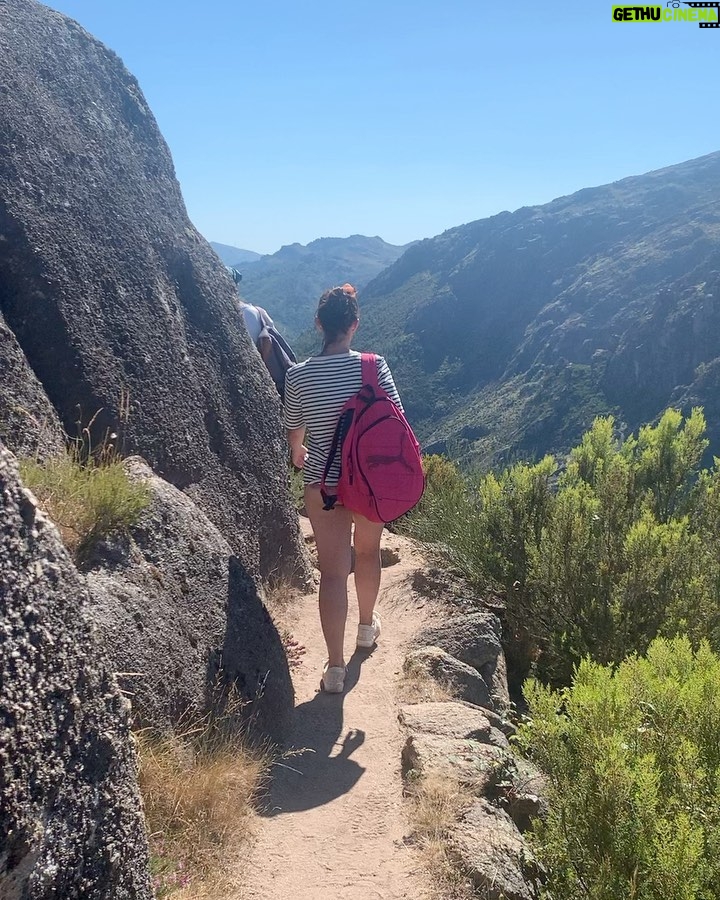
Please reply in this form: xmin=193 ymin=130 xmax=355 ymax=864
xmin=320 ymin=353 xmax=425 ymax=523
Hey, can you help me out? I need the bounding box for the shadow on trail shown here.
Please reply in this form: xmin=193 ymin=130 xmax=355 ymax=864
xmin=260 ymin=648 xmax=372 ymax=816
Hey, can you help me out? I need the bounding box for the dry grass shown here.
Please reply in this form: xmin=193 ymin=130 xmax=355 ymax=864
xmin=399 ymin=658 xmax=456 ymax=704
xmin=262 ymin=579 xmax=305 ymax=619
xmin=18 ymin=405 xmax=150 ymax=561
xmin=408 ymin=772 xmax=464 ymax=841
xmin=170 ymin=869 xmax=242 ymax=899
xmin=401 ymin=658 xmax=477 ymax=898
xmin=137 ymin=701 xmax=270 ymax=897
xmin=405 ymin=773 xmax=476 ymax=900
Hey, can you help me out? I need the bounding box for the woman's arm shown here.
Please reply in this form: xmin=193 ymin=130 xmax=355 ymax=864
xmin=287 ymin=426 xmax=308 ymax=469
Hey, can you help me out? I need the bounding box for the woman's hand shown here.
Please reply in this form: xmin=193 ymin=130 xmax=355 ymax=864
xmin=287 ymin=426 xmax=308 ymax=469
xmin=292 ymin=443 xmax=309 ymax=469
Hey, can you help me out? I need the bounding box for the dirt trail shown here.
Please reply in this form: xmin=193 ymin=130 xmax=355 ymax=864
xmin=239 ymin=519 xmax=435 ymax=900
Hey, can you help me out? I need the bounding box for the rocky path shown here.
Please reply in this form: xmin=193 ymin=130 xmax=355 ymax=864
xmin=239 ymin=519 xmax=435 ymax=900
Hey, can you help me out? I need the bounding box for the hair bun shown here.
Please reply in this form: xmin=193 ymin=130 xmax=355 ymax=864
xmin=341 ymin=283 xmax=357 ymax=296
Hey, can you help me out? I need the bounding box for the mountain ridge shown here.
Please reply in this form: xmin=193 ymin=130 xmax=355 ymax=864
xmin=210 ymin=241 xmax=263 ymax=266
xmin=357 ymin=150 xmax=720 ymax=467
xmin=234 ymin=234 xmax=412 ymax=339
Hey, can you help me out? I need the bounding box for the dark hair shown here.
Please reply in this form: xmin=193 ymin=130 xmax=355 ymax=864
xmin=317 ymin=283 xmax=359 ymax=348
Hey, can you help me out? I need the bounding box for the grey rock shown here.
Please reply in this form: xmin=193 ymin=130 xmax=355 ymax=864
xmin=417 ymin=612 xmax=502 ymax=668
xmin=0 ymin=312 xmax=65 ymax=459
xmin=402 ymin=731 xmax=507 ymax=794
xmin=483 ymin=648 xmax=511 ymax=711
xmin=0 ymin=444 xmax=152 ymax=899
xmin=448 ymin=798 xmax=541 ymax=900
xmin=416 ymin=612 xmax=510 ymax=709
xmin=85 ymin=457 xmax=293 ymax=744
xmin=404 ymin=646 xmax=494 ymax=709
xmin=0 ymin=0 xmax=309 ymax=586
xmin=399 ymin=701 xmax=509 ymax=749
xmin=400 ymin=701 xmax=545 ymax=833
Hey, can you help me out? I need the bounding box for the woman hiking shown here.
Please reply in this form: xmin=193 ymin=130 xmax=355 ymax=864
xmin=284 ymin=284 xmax=404 ymax=693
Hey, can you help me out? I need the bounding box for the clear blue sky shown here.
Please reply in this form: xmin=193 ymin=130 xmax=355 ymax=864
xmin=45 ymin=0 xmax=720 ymax=254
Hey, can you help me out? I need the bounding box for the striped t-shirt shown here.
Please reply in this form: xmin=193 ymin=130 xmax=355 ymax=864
xmin=284 ymin=351 xmax=403 ymax=486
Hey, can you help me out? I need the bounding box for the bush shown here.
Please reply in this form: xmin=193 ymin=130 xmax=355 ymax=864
xmin=398 ymin=454 xmax=483 ymax=574
xmin=529 ymin=409 xmax=716 ymax=682
xmin=401 ymin=409 xmax=720 ymax=686
xmin=19 ymin=448 xmax=149 ymax=562
xmin=516 ymin=636 xmax=720 ymax=900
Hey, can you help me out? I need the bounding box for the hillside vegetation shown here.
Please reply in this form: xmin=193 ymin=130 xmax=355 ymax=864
xmin=402 ymin=408 xmax=719 ymax=687
xmin=518 ymin=636 xmax=720 ymax=900
xmin=209 ymin=242 xmax=262 ymax=266
xmin=402 ymin=408 xmax=720 ymax=898
xmin=358 ymin=151 xmax=720 ymax=469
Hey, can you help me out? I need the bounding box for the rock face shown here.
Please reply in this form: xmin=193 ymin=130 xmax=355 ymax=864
xmin=0 ymin=311 xmax=65 ymax=459
xmin=400 ymin=699 xmax=546 ymax=899
xmin=416 ymin=611 xmax=510 ymax=711
xmin=448 ymin=799 xmax=541 ymax=900
xmin=400 ymin=701 xmax=511 ymax=795
xmin=404 ymin=646 xmax=494 ymax=708
xmin=0 ymin=445 xmax=152 ymax=899
xmin=0 ymin=0 xmax=307 ymax=584
xmin=86 ymin=458 xmax=293 ymax=743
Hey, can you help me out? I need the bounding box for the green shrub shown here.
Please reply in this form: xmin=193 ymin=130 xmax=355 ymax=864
xmin=516 ymin=636 xmax=720 ymax=900
xmin=19 ymin=450 xmax=150 ymax=562
xmin=398 ymin=454 xmax=483 ymax=573
xmin=402 ymin=409 xmax=720 ymax=686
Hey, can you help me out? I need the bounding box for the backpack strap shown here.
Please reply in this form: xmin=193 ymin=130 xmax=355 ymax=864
xmin=255 ymin=306 xmax=271 ymax=333
xmin=361 ymin=352 xmax=379 ymax=389
xmin=320 ymin=409 xmax=354 ymax=511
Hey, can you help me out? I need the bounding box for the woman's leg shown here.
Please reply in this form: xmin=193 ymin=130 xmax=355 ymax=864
xmin=352 ymin=514 xmax=385 ymax=626
xmin=304 ymin=485 xmax=353 ymax=668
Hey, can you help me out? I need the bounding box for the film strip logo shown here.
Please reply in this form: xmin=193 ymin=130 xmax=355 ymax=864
xmin=679 ymin=1 xmax=720 ymax=26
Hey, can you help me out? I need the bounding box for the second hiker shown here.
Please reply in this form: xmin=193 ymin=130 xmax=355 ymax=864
xmin=234 ymin=276 xmax=296 ymax=399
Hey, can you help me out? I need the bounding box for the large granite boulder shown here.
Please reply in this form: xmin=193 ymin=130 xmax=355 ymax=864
xmin=400 ymin=698 xmax=547 ymax=896
xmin=0 ymin=444 xmax=151 ymax=899
xmin=85 ymin=458 xmax=293 ymax=743
xmin=0 ymin=311 xmax=65 ymax=459
xmin=0 ymin=0 xmax=307 ymax=585
xmin=400 ymin=701 xmax=510 ymax=796
xmin=399 ymin=701 xmax=510 ymax=748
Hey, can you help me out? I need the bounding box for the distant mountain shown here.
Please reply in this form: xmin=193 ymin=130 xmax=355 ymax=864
xmin=358 ymin=152 xmax=720 ymax=469
xmin=237 ymin=235 xmax=412 ymax=340
xmin=210 ymin=241 xmax=263 ymax=266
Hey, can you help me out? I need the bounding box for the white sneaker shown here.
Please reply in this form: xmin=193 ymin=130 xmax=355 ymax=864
xmin=321 ymin=663 xmax=346 ymax=693
xmin=357 ymin=613 xmax=382 ymax=649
